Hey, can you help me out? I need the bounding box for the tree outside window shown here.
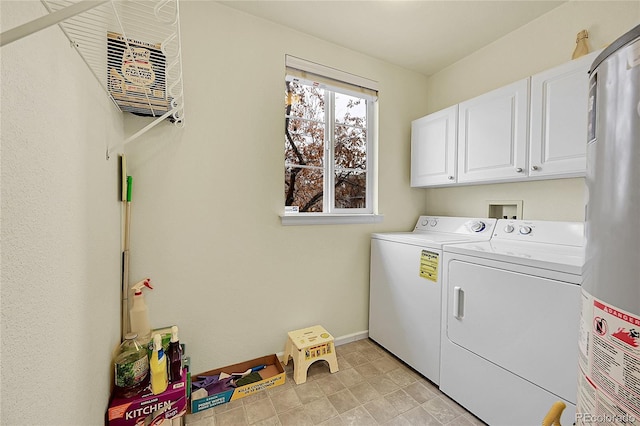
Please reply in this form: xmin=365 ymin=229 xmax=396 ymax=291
xmin=285 ymin=78 xmax=370 ymax=213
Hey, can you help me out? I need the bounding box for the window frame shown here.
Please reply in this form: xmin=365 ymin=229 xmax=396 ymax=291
xmin=282 ymin=56 xmax=383 ymax=226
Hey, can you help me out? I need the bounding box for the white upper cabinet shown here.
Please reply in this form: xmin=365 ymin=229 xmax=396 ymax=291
xmin=457 ymin=79 xmax=529 ymax=183
xmin=410 ymin=53 xmax=600 ymax=187
xmin=411 ymin=106 xmax=458 ymax=187
xmin=529 ymin=51 xmax=599 ymax=178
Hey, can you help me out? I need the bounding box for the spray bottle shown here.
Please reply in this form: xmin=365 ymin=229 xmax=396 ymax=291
xmin=129 ymin=278 xmax=153 ymax=343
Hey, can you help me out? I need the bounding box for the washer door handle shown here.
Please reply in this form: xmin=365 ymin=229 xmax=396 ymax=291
xmin=453 ymin=286 xmax=464 ymax=319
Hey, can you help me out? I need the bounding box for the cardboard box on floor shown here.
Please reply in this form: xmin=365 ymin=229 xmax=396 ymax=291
xmin=190 ymin=354 xmax=285 ymax=414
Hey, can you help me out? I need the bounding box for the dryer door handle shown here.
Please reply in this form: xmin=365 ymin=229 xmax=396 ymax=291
xmin=453 ymin=286 xmax=464 ymax=319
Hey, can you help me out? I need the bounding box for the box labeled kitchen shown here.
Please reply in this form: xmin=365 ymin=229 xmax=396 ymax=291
xmin=107 ymin=368 xmax=187 ymax=426
xmin=190 ymin=354 xmax=285 ymax=414
xmin=107 ymin=31 xmax=170 ymax=116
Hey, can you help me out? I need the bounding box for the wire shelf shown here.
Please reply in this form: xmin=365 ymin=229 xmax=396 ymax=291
xmin=47 ymin=0 xmax=184 ymax=123
xmin=1 ymin=0 xmax=185 ymax=154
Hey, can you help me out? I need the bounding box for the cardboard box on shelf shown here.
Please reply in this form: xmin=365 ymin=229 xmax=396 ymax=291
xmin=107 ymin=32 xmax=170 ymax=117
xmin=190 ymin=354 xmax=285 ymax=414
xmin=107 ymin=368 xmax=187 ymax=426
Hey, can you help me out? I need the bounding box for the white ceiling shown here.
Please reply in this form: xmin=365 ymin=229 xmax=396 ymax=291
xmin=218 ymin=0 xmax=566 ymax=76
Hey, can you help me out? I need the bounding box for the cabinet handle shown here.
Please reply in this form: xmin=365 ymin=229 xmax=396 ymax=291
xmin=447 ymin=176 xmax=454 ymax=180
xmin=453 ymin=286 xmax=464 ymax=319
xmin=531 ymin=165 xmax=540 ymax=171
xmin=516 ymin=167 xmax=523 ymax=173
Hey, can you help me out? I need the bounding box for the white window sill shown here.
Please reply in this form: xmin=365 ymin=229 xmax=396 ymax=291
xmin=280 ymin=213 xmax=384 ymax=226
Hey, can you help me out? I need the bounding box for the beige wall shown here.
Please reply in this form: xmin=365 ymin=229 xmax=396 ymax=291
xmin=1 ymin=2 xmax=123 ymax=424
xmin=424 ymin=1 xmax=639 ymax=221
xmin=125 ymin=1 xmax=429 ymax=374
xmin=3 ymin=2 xmax=635 ymax=422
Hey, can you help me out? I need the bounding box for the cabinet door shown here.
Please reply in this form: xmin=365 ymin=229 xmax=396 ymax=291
xmin=457 ymin=79 xmax=529 ymax=183
xmin=411 ymin=105 xmax=457 ymax=187
xmin=529 ymin=52 xmax=599 ymax=178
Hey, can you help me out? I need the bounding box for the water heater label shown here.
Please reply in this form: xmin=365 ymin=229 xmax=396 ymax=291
xmin=576 ymin=290 xmax=640 ymax=425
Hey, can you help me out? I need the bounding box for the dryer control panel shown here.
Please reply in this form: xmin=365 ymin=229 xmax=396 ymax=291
xmin=494 ymin=219 xmax=585 ymax=247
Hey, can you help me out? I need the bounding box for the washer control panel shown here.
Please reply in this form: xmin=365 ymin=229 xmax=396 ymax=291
xmin=420 ymin=217 xmax=440 ymax=227
xmin=494 ymin=219 xmax=585 ymax=246
xmin=469 ymin=221 xmax=486 ymax=232
xmin=414 ymin=216 xmax=496 ymax=236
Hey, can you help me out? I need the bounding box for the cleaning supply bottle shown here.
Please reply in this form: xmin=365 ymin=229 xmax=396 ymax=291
xmin=150 ymin=333 xmax=168 ymax=395
xmin=129 ymin=278 xmax=153 ymax=343
xmin=166 ymin=326 xmax=183 ymax=383
xmin=113 ymin=332 xmax=149 ymax=398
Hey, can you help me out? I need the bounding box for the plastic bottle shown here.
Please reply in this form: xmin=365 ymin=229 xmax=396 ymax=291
xmin=166 ymin=326 xmax=183 ymax=383
xmin=113 ymin=332 xmax=149 ymax=398
xmin=150 ymin=333 xmax=168 ymax=395
xmin=129 ymin=278 xmax=153 ymax=343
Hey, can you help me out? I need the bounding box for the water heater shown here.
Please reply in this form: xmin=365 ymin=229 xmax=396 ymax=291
xmin=577 ymin=24 xmax=640 ymax=425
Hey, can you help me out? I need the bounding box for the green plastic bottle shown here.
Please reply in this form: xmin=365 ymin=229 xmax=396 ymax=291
xmin=114 ymin=333 xmax=149 ymax=398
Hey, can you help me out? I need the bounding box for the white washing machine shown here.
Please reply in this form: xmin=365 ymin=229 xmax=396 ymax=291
xmin=439 ymin=219 xmax=585 ymax=426
xmin=369 ymin=216 xmax=496 ymax=385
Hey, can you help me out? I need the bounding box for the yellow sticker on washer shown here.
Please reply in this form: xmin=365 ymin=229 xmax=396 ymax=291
xmin=420 ymin=250 xmax=439 ymax=282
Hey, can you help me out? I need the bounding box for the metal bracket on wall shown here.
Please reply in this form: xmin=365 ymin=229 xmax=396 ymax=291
xmin=0 ymin=1 xmax=108 ymax=47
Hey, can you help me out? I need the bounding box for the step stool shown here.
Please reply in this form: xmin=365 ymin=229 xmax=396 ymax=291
xmin=283 ymin=325 xmax=339 ymax=384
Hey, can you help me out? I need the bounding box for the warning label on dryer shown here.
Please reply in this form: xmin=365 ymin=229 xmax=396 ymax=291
xmin=419 ymin=250 xmax=439 ymax=282
xmin=576 ymin=290 xmax=640 ymax=425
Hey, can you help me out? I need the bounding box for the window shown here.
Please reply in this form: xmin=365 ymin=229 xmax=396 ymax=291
xmin=284 ymin=56 xmax=381 ymax=225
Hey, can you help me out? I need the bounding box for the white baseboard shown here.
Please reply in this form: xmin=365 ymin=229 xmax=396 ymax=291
xmin=334 ymin=330 xmax=369 ymax=347
xmin=276 ymin=330 xmax=369 ymax=362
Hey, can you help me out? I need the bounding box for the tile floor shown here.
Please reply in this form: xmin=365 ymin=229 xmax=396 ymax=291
xmin=185 ymin=338 xmax=486 ymax=425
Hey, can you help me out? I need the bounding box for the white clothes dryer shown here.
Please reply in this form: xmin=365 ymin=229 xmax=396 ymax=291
xmin=439 ymin=219 xmax=585 ymax=426
xmin=369 ymin=216 xmax=496 ymax=385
